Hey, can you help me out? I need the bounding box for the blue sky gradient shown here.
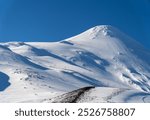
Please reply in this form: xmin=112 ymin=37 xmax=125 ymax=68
xmin=0 ymin=0 xmax=150 ymax=49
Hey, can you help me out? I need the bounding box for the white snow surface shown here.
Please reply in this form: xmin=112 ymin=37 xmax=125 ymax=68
xmin=0 ymin=25 xmax=150 ymax=102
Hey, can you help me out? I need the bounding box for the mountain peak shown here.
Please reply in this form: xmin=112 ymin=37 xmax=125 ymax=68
xmin=65 ymin=25 xmax=123 ymax=41
xmin=91 ymin=25 xmax=115 ymax=30
xmin=88 ymin=25 xmax=119 ymax=37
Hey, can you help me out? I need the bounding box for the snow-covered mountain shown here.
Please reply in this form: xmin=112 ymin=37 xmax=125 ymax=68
xmin=0 ymin=25 xmax=150 ymax=102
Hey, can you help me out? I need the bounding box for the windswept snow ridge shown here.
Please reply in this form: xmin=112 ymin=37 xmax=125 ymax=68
xmin=0 ymin=25 xmax=150 ymax=102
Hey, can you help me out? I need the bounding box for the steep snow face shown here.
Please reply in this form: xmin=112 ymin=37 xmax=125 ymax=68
xmin=0 ymin=25 xmax=150 ymax=102
xmin=64 ymin=25 xmax=150 ymax=92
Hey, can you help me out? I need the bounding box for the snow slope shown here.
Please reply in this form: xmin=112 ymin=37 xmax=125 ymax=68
xmin=0 ymin=25 xmax=150 ymax=102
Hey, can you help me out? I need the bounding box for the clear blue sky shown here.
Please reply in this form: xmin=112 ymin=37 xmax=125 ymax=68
xmin=0 ymin=0 xmax=150 ymax=49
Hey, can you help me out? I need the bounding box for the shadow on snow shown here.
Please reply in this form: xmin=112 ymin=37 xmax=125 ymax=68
xmin=0 ymin=72 xmax=10 ymax=91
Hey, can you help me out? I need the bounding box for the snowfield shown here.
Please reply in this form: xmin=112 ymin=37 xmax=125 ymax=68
xmin=0 ymin=25 xmax=150 ymax=102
